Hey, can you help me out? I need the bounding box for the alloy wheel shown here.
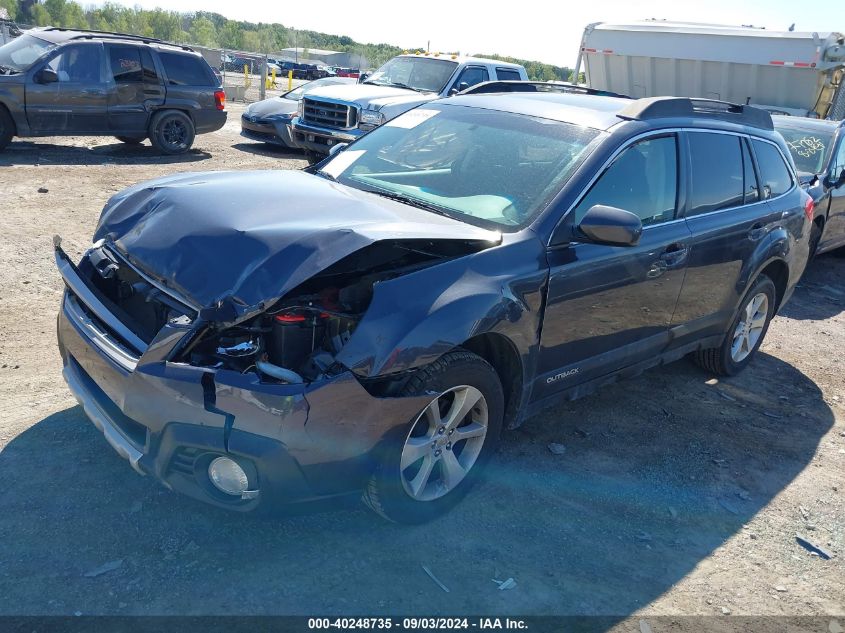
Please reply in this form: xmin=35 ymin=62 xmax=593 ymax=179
xmin=400 ymin=385 xmax=489 ymax=502
xmin=162 ymin=119 xmax=188 ymax=150
xmin=730 ymin=292 xmax=769 ymax=362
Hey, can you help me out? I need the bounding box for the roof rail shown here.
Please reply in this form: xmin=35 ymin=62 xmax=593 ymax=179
xmin=42 ymin=27 xmax=194 ymax=52
xmin=460 ymin=80 xmax=631 ymax=99
xmin=617 ymin=97 xmax=773 ymax=130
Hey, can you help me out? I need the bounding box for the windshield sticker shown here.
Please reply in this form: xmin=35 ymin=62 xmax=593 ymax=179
xmin=320 ymin=149 xmax=365 ymax=180
xmin=386 ymin=109 xmax=440 ymax=129
xmin=787 ymin=136 xmax=826 ymax=158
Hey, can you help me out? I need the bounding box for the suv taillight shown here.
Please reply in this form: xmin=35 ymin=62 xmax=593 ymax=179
xmin=214 ymin=90 xmax=226 ymax=111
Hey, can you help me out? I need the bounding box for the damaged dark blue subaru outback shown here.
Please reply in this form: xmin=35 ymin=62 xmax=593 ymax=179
xmin=55 ymin=92 xmax=812 ymax=523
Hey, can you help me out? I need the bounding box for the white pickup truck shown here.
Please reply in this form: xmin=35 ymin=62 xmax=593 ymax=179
xmin=291 ymin=53 xmax=527 ymax=161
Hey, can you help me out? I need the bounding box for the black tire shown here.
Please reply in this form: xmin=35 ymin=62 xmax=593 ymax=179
xmin=692 ymin=274 xmax=777 ymax=376
xmin=808 ymin=220 xmax=823 ymax=262
xmin=362 ymin=350 xmax=504 ymax=524
xmin=305 ymin=150 xmax=323 ymax=166
xmin=0 ymin=106 xmax=15 ymax=151
xmin=148 ymin=110 xmax=195 ymax=155
xmin=115 ymin=135 xmax=145 ymax=145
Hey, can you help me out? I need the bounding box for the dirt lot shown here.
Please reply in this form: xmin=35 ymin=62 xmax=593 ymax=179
xmin=0 ymin=104 xmax=843 ymax=625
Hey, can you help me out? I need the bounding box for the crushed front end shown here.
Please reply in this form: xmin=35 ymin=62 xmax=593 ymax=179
xmin=54 ymin=238 xmax=434 ymax=512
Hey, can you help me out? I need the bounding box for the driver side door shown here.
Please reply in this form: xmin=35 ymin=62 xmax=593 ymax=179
xmin=26 ymin=43 xmax=107 ymax=134
xmin=535 ymin=133 xmax=692 ymax=400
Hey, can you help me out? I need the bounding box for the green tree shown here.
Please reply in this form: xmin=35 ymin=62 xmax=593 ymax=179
xmin=0 ymin=0 xmax=17 ymax=19
xmin=31 ymin=3 xmax=51 ymax=25
xmin=189 ymin=16 xmax=217 ymax=47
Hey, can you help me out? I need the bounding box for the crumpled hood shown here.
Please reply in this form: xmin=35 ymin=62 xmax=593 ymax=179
xmin=94 ymin=170 xmax=500 ymax=321
xmin=304 ymin=83 xmax=437 ymax=111
xmin=244 ymin=96 xmax=298 ymax=119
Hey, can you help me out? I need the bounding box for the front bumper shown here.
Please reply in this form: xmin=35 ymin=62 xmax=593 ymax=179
xmin=291 ymin=119 xmax=364 ymax=154
xmin=55 ymin=246 xmax=432 ymax=512
xmin=240 ymin=116 xmax=296 ymax=148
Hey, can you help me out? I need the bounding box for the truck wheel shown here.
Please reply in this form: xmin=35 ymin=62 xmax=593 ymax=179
xmin=149 ymin=111 xmax=195 ymax=155
xmin=362 ymin=350 xmax=504 ymax=524
xmin=692 ymin=274 xmax=776 ymax=376
xmin=115 ymin=135 xmax=146 ymax=145
xmin=0 ymin=106 xmax=15 ymax=150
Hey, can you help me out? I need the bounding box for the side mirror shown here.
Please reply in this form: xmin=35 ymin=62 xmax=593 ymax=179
xmin=577 ymin=204 xmax=643 ymax=246
xmin=328 ymin=143 xmax=348 ymax=156
xmin=37 ymin=68 xmax=59 ymax=84
xmin=358 ymin=73 xmax=370 ymax=83
xmin=450 ymin=81 xmax=471 ymax=95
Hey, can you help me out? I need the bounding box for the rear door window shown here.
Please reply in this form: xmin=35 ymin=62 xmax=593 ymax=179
xmin=496 ymin=68 xmax=522 ymax=81
xmin=751 ymin=139 xmax=793 ymax=198
xmin=108 ymin=46 xmax=143 ymax=83
xmin=159 ymin=52 xmax=212 ymax=86
xmin=574 ymin=135 xmax=678 ymax=227
xmin=687 ymin=132 xmax=744 ymax=216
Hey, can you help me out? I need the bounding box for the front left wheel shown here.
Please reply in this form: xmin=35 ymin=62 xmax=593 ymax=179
xmin=363 ymin=350 xmax=504 ymax=523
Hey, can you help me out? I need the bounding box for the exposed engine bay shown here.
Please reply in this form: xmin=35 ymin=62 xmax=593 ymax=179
xmin=185 ymin=239 xmax=486 ymax=383
xmin=83 ymin=238 xmax=492 ymax=384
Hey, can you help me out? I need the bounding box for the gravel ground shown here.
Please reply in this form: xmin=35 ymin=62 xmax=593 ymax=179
xmin=0 ymin=105 xmax=843 ymax=624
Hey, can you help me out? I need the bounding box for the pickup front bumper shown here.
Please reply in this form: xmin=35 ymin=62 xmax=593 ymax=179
xmin=291 ymin=118 xmax=365 ymax=155
xmin=55 ymin=245 xmax=433 ymax=513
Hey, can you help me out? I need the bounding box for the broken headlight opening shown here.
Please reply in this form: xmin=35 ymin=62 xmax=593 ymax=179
xmin=183 ymin=239 xmax=483 ymax=384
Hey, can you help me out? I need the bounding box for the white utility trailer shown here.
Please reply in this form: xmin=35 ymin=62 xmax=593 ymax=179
xmin=575 ymin=21 xmax=845 ymax=119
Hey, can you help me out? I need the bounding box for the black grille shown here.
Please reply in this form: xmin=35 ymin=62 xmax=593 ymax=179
xmin=302 ymin=97 xmax=357 ymax=129
xmin=169 ymin=447 xmax=201 ymax=476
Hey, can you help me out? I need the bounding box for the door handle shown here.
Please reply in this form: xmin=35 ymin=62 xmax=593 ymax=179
xmin=82 ymin=88 xmax=106 ymax=96
xmin=748 ymin=223 xmax=767 ymax=241
xmin=659 ymin=243 xmax=689 ymax=268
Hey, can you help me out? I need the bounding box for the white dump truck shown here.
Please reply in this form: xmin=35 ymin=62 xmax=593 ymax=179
xmin=574 ymin=20 xmax=845 ymax=119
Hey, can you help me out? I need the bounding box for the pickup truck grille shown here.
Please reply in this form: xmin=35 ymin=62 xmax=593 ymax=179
xmin=302 ymin=97 xmax=357 ymax=129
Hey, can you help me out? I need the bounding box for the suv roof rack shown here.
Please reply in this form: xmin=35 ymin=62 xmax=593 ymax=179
xmin=617 ymin=97 xmax=773 ymax=130
xmin=460 ymin=80 xmax=631 ymax=99
xmin=42 ymin=27 xmax=194 ymax=52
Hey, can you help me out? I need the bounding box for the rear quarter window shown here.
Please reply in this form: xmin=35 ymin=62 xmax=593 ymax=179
xmin=496 ymin=68 xmax=522 ymax=81
xmin=752 ymin=139 xmax=793 ymax=198
xmin=159 ymin=52 xmax=213 ymax=86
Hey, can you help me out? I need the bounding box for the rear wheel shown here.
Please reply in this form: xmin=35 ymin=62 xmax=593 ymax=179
xmin=692 ymin=274 xmax=776 ymax=376
xmin=363 ymin=350 xmax=504 ymax=523
xmin=115 ymin=135 xmax=145 ymax=145
xmin=0 ymin=106 xmax=14 ymax=150
xmin=149 ymin=110 xmax=195 ymax=155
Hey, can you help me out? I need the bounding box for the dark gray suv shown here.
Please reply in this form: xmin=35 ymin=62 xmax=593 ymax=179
xmin=0 ymin=27 xmax=226 ymax=154
xmin=55 ymin=94 xmax=813 ymax=523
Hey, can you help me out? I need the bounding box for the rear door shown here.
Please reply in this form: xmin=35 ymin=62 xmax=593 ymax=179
xmin=26 ymin=42 xmax=108 ymax=133
xmin=106 ymin=45 xmax=165 ymax=134
xmin=821 ymin=135 xmax=845 ymax=251
xmin=537 ymin=133 xmax=691 ymax=397
xmin=672 ymin=131 xmax=785 ymax=344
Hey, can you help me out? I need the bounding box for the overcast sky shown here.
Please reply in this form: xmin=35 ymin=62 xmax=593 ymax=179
xmin=98 ymin=0 xmax=823 ymax=67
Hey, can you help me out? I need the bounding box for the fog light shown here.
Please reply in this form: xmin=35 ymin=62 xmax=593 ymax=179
xmin=208 ymin=456 xmax=250 ymax=496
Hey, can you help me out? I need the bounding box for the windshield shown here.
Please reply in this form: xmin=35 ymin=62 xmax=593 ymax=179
xmin=365 ymin=57 xmax=458 ymax=93
xmin=0 ymin=33 xmax=56 ymax=73
xmin=775 ymin=125 xmax=835 ymax=174
xmin=319 ymin=104 xmax=601 ymax=230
